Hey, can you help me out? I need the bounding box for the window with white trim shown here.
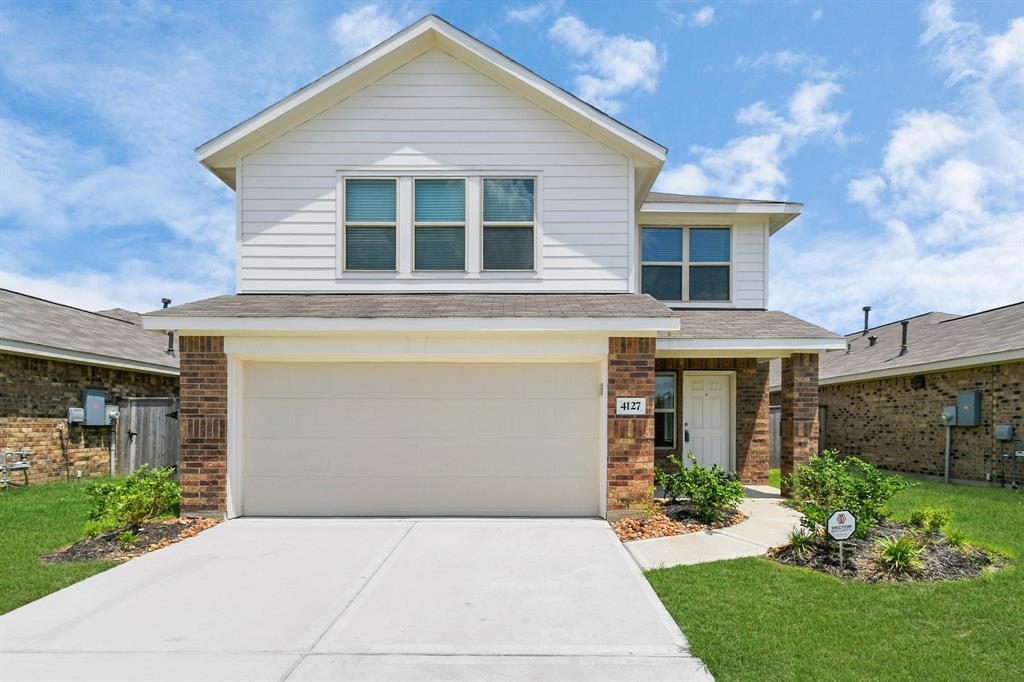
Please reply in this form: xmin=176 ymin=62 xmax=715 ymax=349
xmin=344 ymin=178 xmax=397 ymax=271
xmin=655 ymin=372 xmax=676 ymax=449
xmin=414 ymin=178 xmax=465 ymax=271
xmin=482 ymin=178 xmax=535 ymax=271
xmin=640 ymin=226 xmax=731 ymax=301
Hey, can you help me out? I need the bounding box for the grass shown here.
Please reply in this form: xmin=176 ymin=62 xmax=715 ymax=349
xmin=647 ymin=478 xmax=1024 ymax=681
xmin=0 ymin=481 xmax=116 ymax=614
xmin=767 ymin=468 xmax=781 ymax=489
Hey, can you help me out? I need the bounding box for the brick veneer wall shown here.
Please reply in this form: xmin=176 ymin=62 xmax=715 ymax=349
xmin=818 ymin=361 xmax=1023 ymax=482
xmin=780 ymin=353 xmax=819 ymax=486
xmin=178 ymin=336 xmax=227 ymax=515
xmin=0 ymin=352 xmax=178 ymax=484
xmin=607 ymin=337 xmax=655 ymax=513
xmin=654 ymin=358 xmax=770 ymax=485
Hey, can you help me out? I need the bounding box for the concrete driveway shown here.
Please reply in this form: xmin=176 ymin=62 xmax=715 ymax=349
xmin=0 ymin=519 xmax=711 ymax=681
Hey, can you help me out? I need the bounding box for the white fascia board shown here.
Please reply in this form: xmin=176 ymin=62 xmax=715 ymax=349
xmin=639 ymin=202 xmax=801 ymax=234
xmin=820 ymin=348 xmax=1024 ymax=387
xmin=657 ymin=337 xmax=847 ymax=353
xmin=0 ymin=340 xmax=179 ymax=376
xmin=143 ymin=316 xmax=681 ymax=334
xmin=197 ymin=16 xmax=666 ymax=183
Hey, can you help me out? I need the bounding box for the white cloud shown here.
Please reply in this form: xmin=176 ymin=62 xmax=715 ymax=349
xmin=690 ymin=6 xmax=714 ymax=28
xmin=811 ymin=8 xmax=823 ymax=23
xmin=736 ymin=50 xmax=840 ymax=80
xmin=548 ymin=15 xmax=664 ymax=114
xmin=328 ymin=3 xmax=422 ymax=59
xmin=656 ymin=78 xmax=848 ymax=199
xmin=773 ymin=0 xmax=1024 ymax=331
xmin=985 ymin=16 xmax=1024 ymax=75
xmin=504 ymin=1 xmax=562 ymax=24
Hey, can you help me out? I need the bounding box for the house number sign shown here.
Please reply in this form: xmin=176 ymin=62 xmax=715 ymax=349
xmin=615 ymin=397 xmax=646 ymax=415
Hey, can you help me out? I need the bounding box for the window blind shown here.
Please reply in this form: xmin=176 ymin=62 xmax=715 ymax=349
xmin=346 ymin=226 xmax=396 ymax=270
xmin=415 ymin=179 xmax=465 ymax=222
xmin=415 ymin=227 xmax=465 ymax=270
xmin=689 ymin=228 xmax=730 ymax=262
xmin=641 ymin=265 xmax=683 ymax=300
xmin=689 ymin=265 xmax=730 ymax=300
xmin=482 ymin=227 xmax=534 ymax=270
xmin=642 ymin=228 xmax=683 ymax=262
xmin=346 ymin=179 xmax=397 ymax=222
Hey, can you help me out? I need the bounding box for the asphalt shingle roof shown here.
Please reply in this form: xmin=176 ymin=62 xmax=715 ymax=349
xmin=768 ymin=302 xmax=1024 ymax=388
xmin=659 ymin=309 xmax=840 ymax=340
xmin=0 ymin=289 xmax=179 ymax=371
xmin=146 ymin=293 xmax=677 ymax=319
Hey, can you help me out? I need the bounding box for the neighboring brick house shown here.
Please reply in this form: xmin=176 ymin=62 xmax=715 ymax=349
xmin=143 ymin=16 xmax=844 ymax=519
xmin=0 ymin=289 xmax=180 ymax=484
xmin=770 ymin=302 xmax=1024 ymax=483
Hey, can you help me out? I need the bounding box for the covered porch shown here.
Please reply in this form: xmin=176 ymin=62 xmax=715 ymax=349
xmin=654 ymin=310 xmax=845 ymax=486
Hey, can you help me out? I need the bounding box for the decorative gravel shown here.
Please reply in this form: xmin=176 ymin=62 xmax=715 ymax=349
xmin=613 ymin=503 xmax=748 ymax=542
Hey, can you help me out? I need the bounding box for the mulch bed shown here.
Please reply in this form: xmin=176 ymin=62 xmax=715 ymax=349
xmin=769 ymin=520 xmax=1007 ymax=582
xmin=43 ymin=517 xmax=221 ymax=564
xmin=613 ymin=501 xmax=748 ymax=542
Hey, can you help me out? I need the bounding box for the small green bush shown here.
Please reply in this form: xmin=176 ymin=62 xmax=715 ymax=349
xmin=83 ymin=517 xmax=121 ymax=538
xmin=654 ymin=452 xmax=745 ymax=523
xmin=784 ymin=450 xmax=913 ymax=539
xmin=788 ymin=529 xmax=818 ymax=558
xmin=117 ymin=530 xmax=139 ymax=548
xmin=84 ymin=466 xmax=180 ymax=530
xmin=877 ymin=533 xmax=924 ymax=574
xmin=945 ymin=529 xmax=969 ymax=549
xmin=909 ymin=507 xmax=952 ymax=533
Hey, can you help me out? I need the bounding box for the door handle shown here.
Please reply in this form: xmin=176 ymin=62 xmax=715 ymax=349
xmin=684 ymin=430 xmax=690 ymax=443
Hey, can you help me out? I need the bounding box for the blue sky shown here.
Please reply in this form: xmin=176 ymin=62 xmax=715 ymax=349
xmin=1 ymin=0 xmax=1021 ymax=333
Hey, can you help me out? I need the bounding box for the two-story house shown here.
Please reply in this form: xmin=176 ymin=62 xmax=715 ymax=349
xmin=144 ymin=16 xmax=843 ymax=519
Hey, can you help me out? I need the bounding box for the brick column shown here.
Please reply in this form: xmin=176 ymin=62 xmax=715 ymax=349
xmin=735 ymin=360 xmax=770 ymax=485
xmin=780 ymin=352 xmax=819 ymax=494
xmin=178 ymin=336 xmax=227 ymax=515
xmin=607 ymin=337 xmax=655 ymax=516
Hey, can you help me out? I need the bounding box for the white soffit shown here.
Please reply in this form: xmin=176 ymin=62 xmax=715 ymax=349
xmin=639 ymin=202 xmax=803 ymax=233
xmin=197 ymin=15 xmax=667 ymax=188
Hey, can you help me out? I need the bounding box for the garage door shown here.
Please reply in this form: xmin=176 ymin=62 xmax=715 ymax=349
xmin=241 ymin=362 xmax=601 ymax=516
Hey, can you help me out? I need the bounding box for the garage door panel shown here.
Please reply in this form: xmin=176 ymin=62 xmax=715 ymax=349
xmin=242 ymin=475 xmax=597 ymax=517
xmin=244 ymin=436 xmax=598 ymax=479
xmin=241 ymin=362 xmax=601 ymax=516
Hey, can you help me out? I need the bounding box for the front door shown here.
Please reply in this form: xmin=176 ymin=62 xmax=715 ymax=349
xmin=682 ymin=373 xmax=732 ymax=470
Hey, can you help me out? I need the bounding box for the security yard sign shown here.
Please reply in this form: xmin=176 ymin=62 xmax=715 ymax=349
xmin=615 ymin=397 xmax=646 ymax=415
xmin=827 ymin=510 xmax=857 ymax=541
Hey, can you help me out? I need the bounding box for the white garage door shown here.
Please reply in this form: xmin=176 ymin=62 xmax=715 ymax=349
xmin=241 ymin=362 xmax=601 ymax=516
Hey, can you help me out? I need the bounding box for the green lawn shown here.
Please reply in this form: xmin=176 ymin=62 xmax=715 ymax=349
xmin=767 ymin=468 xmax=781 ymax=489
xmin=0 ymin=481 xmax=116 ymax=614
xmin=647 ymin=479 xmax=1023 ymax=681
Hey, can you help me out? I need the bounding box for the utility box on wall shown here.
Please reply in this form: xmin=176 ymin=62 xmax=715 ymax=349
xmin=82 ymin=389 xmax=107 ymax=426
xmin=957 ymin=390 xmax=981 ymax=427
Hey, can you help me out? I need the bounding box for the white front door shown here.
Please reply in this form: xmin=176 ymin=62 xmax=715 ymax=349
xmin=682 ymin=373 xmax=732 ymax=470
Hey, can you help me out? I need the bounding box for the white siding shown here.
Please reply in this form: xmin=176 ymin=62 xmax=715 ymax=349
xmin=732 ymin=222 xmax=767 ymax=309
xmin=239 ymin=49 xmax=630 ymax=293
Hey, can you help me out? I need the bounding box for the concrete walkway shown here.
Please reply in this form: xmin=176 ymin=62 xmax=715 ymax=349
xmin=626 ymin=487 xmax=802 ymax=570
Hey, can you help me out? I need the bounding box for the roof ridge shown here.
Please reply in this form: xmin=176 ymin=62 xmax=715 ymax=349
xmin=937 ymin=300 xmax=1024 ymax=324
xmin=843 ymin=310 xmax=950 ymax=338
xmin=0 ymin=288 xmax=138 ymax=326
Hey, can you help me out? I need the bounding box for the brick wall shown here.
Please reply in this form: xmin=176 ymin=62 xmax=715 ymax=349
xmin=780 ymin=353 xmax=819 ymax=486
xmin=0 ymin=352 xmax=178 ymax=484
xmin=654 ymin=358 xmax=770 ymax=485
xmin=178 ymin=336 xmax=228 ymax=515
xmin=607 ymin=337 xmax=655 ymax=513
xmin=819 ymin=361 xmax=1023 ymax=482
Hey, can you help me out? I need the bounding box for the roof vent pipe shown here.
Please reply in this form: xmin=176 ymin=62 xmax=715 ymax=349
xmin=161 ymin=298 xmax=171 ymax=309
xmin=899 ymin=320 xmax=909 ymax=356
xmin=868 ymin=335 xmax=878 ymax=346
xmin=862 ymin=306 xmax=871 ymax=335
xmin=166 ymin=331 xmax=175 ymax=355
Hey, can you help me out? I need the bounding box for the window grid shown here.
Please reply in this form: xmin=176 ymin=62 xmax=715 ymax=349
xmin=655 ymin=372 xmax=677 ymax=450
xmin=481 ymin=177 xmax=536 ymax=272
xmin=413 ymin=178 xmax=466 ymax=272
xmin=344 ymin=177 xmax=398 ymax=272
xmin=641 ymin=226 xmax=732 ymax=302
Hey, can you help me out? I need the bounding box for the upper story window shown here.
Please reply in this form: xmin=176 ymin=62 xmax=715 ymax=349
xmin=414 ymin=179 xmax=466 ymax=271
xmin=640 ymin=226 xmax=731 ymax=302
xmin=345 ymin=178 xmax=397 ymax=271
xmin=482 ymin=178 xmax=535 ymax=271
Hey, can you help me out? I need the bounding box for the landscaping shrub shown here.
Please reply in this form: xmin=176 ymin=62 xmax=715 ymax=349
xmin=945 ymin=528 xmax=968 ymax=549
xmin=877 ymin=533 xmax=924 ymax=574
xmin=84 ymin=466 xmax=180 ymax=531
xmin=654 ymin=452 xmax=744 ymax=523
xmin=788 ymin=529 xmax=818 ymax=558
xmin=909 ymin=507 xmax=952 ymax=533
xmin=784 ymin=450 xmax=912 ymax=539
xmin=117 ymin=530 xmax=139 ymax=548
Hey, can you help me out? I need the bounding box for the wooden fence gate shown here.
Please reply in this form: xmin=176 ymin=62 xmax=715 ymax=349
xmin=768 ymin=405 xmax=827 ymax=471
xmin=116 ymin=397 xmax=180 ymax=475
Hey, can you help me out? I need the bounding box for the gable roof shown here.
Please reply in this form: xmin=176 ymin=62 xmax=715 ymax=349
xmin=197 ymin=15 xmax=667 ymax=192
xmin=0 ymin=289 xmax=179 ymax=375
xmin=768 ymin=302 xmax=1024 ymax=388
xmin=641 ymin=192 xmax=804 ymax=233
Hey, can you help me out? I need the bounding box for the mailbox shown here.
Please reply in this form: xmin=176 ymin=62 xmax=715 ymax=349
xmin=957 ymin=390 xmax=981 ymax=427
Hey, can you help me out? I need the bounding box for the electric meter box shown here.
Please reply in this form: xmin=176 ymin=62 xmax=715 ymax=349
xmin=995 ymin=424 xmax=1015 ymax=442
xmin=941 ymin=405 xmax=957 ymax=426
xmin=957 ymin=390 xmax=981 ymax=426
xmin=82 ymin=389 xmax=107 ymax=426
xmin=66 ymin=407 xmax=85 ymax=423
